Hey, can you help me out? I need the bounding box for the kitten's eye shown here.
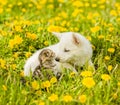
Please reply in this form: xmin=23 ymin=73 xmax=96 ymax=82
xmin=44 ymin=52 xmax=49 ymax=57
xmin=64 ymin=48 xmax=70 ymax=52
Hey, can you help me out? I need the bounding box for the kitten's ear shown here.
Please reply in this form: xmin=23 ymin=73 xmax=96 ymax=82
xmin=52 ymin=32 xmax=62 ymax=40
xmin=72 ymin=33 xmax=80 ymax=45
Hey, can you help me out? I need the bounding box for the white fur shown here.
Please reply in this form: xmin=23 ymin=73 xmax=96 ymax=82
xmin=53 ymin=32 xmax=93 ymax=67
xmin=24 ymin=44 xmax=77 ymax=76
xmin=24 ymin=44 xmax=58 ymax=76
xmin=24 ymin=32 xmax=93 ymax=76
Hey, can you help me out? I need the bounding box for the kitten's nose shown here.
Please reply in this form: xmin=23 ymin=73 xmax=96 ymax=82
xmin=55 ymin=57 xmax=60 ymax=62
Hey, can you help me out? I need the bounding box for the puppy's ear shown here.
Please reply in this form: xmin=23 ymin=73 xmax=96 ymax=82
xmin=72 ymin=33 xmax=80 ymax=45
xmin=52 ymin=32 xmax=62 ymax=40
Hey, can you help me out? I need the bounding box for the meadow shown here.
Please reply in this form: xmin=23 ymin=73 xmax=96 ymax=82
xmin=0 ymin=0 xmax=120 ymax=105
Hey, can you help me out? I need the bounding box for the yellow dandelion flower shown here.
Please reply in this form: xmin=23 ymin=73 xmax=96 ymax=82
xmin=9 ymin=39 xmax=15 ymax=48
xmin=48 ymin=94 xmax=58 ymax=102
xmin=69 ymin=72 xmax=76 ymax=77
xmin=29 ymin=46 xmax=34 ymax=50
xmin=33 ymin=100 xmax=44 ymax=105
xmin=112 ymin=93 xmax=118 ymax=99
xmin=37 ymin=27 xmax=43 ymax=32
xmin=110 ymin=10 xmax=117 ymax=16
xmin=79 ymin=94 xmax=87 ymax=103
xmin=74 ymin=27 xmax=79 ymax=31
xmin=36 ymin=4 xmax=42 ymax=10
xmin=91 ymin=19 xmax=96 ymax=24
xmin=58 ymin=0 xmax=64 ymax=3
xmin=11 ymin=64 xmax=16 ymax=70
xmin=0 ymin=59 xmax=6 ymax=69
xmin=2 ymin=85 xmax=7 ymax=91
xmin=49 ymin=0 xmax=53 ymax=3
xmin=0 ymin=30 xmax=7 ymax=36
xmin=72 ymin=9 xmax=83 ymax=17
xmin=38 ymin=100 xmax=45 ymax=105
xmin=117 ymin=18 xmax=120 ymax=22
xmin=28 ymin=3 xmax=33 ymax=8
xmin=107 ymin=48 xmax=115 ymax=53
xmin=13 ymin=53 xmax=19 ymax=58
xmin=115 ymin=2 xmax=120 ymax=8
xmin=98 ymin=35 xmax=104 ymax=39
xmin=25 ymin=52 xmax=32 ymax=58
xmin=92 ymin=4 xmax=97 ymax=8
xmin=87 ymin=12 xmax=93 ymax=20
xmin=26 ymin=32 xmax=31 ymax=38
xmin=93 ymin=12 xmax=100 ymax=17
xmin=34 ymin=20 xmax=39 ymax=24
xmin=8 ymin=4 xmax=13 ymax=8
xmin=32 ymin=80 xmax=39 ymax=90
xmin=82 ymin=77 xmax=95 ymax=88
xmin=9 ymin=35 xmax=23 ymax=48
xmin=26 ymin=32 xmax=37 ymax=40
xmin=47 ymin=4 xmax=54 ymax=9
xmin=101 ymin=74 xmax=111 ymax=81
xmin=85 ymin=2 xmax=90 ymax=7
xmin=14 ymin=25 xmax=23 ymax=32
xmin=54 ymin=16 xmax=61 ymax=21
xmin=14 ymin=35 xmax=23 ymax=44
xmin=107 ymin=23 xmax=113 ymax=27
xmin=86 ymin=36 xmax=91 ymax=41
xmin=41 ymin=81 xmax=51 ymax=92
xmin=59 ymin=11 xmax=68 ymax=18
xmin=20 ymin=71 xmax=24 ymax=77
xmin=81 ymin=71 xmax=93 ymax=77
xmin=41 ymin=81 xmax=50 ymax=88
xmin=109 ymin=27 xmax=114 ymax=32
xmin=73 ymin=1 xmax=83 ymax=7
xmin=23 ymin=20 xmax=31 ymax=26
xmin=107 ymin=65 xmax=113 ymax=71
xmin=35 ymin=90 xmax=42 ymax=95
xmin=63 ymin=95 xmax=73 ymax=102
xmin=50 ymin=77 xmax=57 ymax=84
xmin=17 ymin=2 xmax=22 ymax=6
xmin=47 ymin=25 xmax=66 ymax=32
xmin=90 ymin=26 xmax=100 ymax=33
xmin=61 ymin=20 xmax=67 ymax=26
xmin=39 ymin=0 xmax=47 ymax=5
xmin=98 ymin=0 xmax=106 ymax=4
xmin=117 ymin=82 xmax=120 ymax=86
xmin=104 ymin=56 xmax=110 ymax=61
xmin=0 ymin=7 xmax=3 ymax=14
xmin=99 ymin=5 xmax=105 ymax=9
xmin=44 ymin=41 xmax=49 ymax=46
xmin=31 ymin=33 xmax=37 ymax=40
xmin=22 ymin=8 xmax=26 ymax=13
xmin=111 ymin=44 xmax=115 ymax=47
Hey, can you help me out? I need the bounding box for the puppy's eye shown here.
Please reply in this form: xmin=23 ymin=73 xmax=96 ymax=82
xmin=64 ymin=48 xmax=70 ymax=52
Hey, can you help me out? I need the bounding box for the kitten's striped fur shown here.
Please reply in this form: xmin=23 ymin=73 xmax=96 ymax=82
xmin=32 ymin=49 xmax=56 ymax=79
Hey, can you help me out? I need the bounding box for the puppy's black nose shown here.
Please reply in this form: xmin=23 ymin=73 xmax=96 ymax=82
xmin=55 ymin=57 xmax=60 ymax=62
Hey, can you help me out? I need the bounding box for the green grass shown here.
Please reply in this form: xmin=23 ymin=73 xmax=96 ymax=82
xmin=0 ymin=0 xmax=120 ymax=105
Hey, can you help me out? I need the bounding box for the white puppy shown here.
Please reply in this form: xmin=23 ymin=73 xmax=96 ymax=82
xmin=53 ymin=32 xmax=94 ymax=68
xmin=24 ymin=32 xmax=93 ymax=76
xmin=24 ymin=43 xmax=77 ymax=76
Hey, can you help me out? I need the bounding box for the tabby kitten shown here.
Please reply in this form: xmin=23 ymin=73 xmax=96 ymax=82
xmin=32 ymin=49 xmax=56 ymax=79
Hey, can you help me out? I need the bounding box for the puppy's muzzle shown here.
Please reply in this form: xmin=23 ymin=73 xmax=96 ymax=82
xmin=55 ymin=57 xmax=60 ymax=62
